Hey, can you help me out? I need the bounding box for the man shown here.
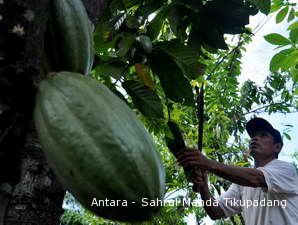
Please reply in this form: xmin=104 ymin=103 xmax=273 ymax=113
xmin=178 ymin=117 xmax=298 ymax=225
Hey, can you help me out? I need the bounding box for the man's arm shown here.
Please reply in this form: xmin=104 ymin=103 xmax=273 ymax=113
xmin=191 ymin=170 xmax=225 ymax=220
xmin=178 ymin=150 xmax=267 ymax=188
xmin=208 ymin=159 xmax=266 ymax=187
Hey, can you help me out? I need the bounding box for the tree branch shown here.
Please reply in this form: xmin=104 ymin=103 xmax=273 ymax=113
xmin=206 ymin=36 xmax=246 ymax=81
xmin=245 ymin=101 xmax=295 ymax=115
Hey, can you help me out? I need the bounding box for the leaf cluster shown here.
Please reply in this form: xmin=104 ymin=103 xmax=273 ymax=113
xmin=264 ymin=0 xmax=298 ymax=91
xmin=92 ymin=0 xmax=262 ymax=122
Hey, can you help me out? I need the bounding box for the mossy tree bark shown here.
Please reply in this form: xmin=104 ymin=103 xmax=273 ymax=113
xmin=0 ymin=0 xmax=105 ymax=224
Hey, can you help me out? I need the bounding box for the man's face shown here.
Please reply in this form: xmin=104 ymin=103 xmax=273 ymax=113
xmin=249 ymin=130 xmax=281 ymax=159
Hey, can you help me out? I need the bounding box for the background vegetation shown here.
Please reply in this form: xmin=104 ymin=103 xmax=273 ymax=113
xmin=61 ymin=0 xmax=298 ymax=224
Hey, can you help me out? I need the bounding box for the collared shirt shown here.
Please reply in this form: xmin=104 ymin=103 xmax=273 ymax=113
xmin=217 ymin=159 xmax=298 ymax=225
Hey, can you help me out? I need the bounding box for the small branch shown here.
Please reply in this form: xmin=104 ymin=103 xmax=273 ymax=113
xmin=195 ymin=86 xmax=204 ymax=151
xmin=206 ymin=37 xmax=246 ymax=81
xmin=246 ymin=110 xmax=298 ymax=115
xmin=245 ymin=101 xmax=294 ymax=115
xmin=227 ymin=35 xmax=242 ymax=77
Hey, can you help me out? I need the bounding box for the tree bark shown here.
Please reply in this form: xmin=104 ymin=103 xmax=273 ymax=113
xmin=4 ymin=123 xmax=65 ymax=225
xmin=0 ymin=0 xmax=106 ymax=224
xmin=0 ymin=0 xmax=66 ymax=224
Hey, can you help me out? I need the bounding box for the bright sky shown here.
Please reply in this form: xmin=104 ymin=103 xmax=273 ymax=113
xmin=188 ymin=10 xmax=298 ymax=225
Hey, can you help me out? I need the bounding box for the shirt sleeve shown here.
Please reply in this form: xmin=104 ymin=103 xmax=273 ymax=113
xmin=217 ymin=183 xmax=242 ymax=218
xmin=257 ymin=160 xmax=298 ymax=194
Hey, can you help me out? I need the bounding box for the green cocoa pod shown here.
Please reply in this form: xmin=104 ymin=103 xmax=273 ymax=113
xmin=45 ymin=0 xmax=94 ymax=74
xmin=34 ymin=72 xmax=165 ymax=222
xmin=136 ymin=35 xmax=152 ymax=54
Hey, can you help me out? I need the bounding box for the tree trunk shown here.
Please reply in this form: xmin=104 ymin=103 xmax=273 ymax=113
xmin=0 ymin=0 xmax=105 ymax=224
xmin=4 ymin=123 xmax=65 ymax=225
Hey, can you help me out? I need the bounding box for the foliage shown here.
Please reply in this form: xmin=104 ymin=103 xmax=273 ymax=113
xmin=61 ymin=210 xmax=88 ymax=225
xmin=264 ymin=0 xmax=298 ymax=92
xmin=61 ymin=0 xmax=298 ymax=224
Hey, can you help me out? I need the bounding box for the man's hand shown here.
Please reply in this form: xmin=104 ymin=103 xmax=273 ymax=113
xmin=191 ymin=169 xmax=208 ymax=192
xmin=177 ymin=148 xmax=210 ymax=170
xmin=192 ymin=169 xmax=208 ymax=187
xmin=176 ymin=148 xmax=210 ymax=192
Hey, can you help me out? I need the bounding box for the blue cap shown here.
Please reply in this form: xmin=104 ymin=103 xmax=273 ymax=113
xmin=246 ymin=118 xmax=283 ymax=145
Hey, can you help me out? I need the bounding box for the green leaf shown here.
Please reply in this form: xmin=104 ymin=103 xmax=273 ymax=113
xmin=166 ymin=5 xmax=182 ymax=36
xmin=287 ymin=8 xmax=295 ymax=22
xmin=188 ymin=26 xmax=203 ymax=50
xmin=290 ymin=67 xmax=298 ymax=83
xmin=283 ymin=132 xmax=291 ymax=140
xmin=147 ymin=8 xmax=167 ymax=40
xmin=122 ymin=80 xmax=164 ymax=119
xmin=276 ymin=6 xmax=289 ymax=23
xmin=155 ymin=40 xmax=204 ymax=79
xmin=235 ymin=161 xmax=251 ymax=167
xmin=295 ymin=87 xmax=298 ymax=95
xmin=202 ymin=0 xmax=257 ymax=34
xmin=95 ymin=61 xmax=127 ymax=79
xmin=116 ymin=33 xmax=135 ymax=57
xmin=270 ymin=1 xmax=282 ymax=13
xmin=269 ymin=48 xmax=294 ymax=72
xmin=94 ymin=21 xmax=118 ymax=58
xmin=289 ymin=29 xmax=298 ymax=44
xmin=250 ymin=0 xmax=271 ymax=15
xmin=122 ymin=0 xmax=140 ymax=9
xmin=281 ymin=50 xmax=298 ymax=70
xmin=264 ymin=33 xmax=291 ymax=46
xmin=288 ymin=22 xmax=298 ymax=31
xmin=166 ymin=4 xmax=193 ymax=40
xmin=202 ymin=28 xmax=228 ymax=50
xmin=151 ymin=51 xmax=194 ymax=106
xmin=135 ymin=1 xmax=164 ymax=19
